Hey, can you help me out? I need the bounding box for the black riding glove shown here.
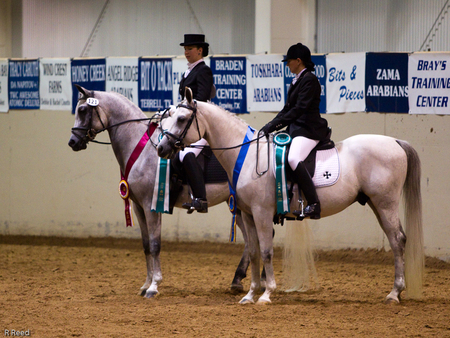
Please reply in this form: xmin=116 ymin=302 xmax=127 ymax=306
xmin=260 ymin=122 xmax=274 ymax=137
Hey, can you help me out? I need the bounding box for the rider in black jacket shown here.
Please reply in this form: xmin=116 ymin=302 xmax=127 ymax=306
xmin=261 ymin=43 xmax=329 ymax=219
xmin=178 ymin=34 xmax=215 ymax=213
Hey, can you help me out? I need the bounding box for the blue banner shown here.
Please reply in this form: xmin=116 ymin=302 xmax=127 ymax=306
xmin=365 ymin=53 xmax=409 ymax=113
xmin=283 ymin=54 xmax=327 ymax=114
xmin=211 ymin=56 xmax=247 ymax=114
xmin=312 ymin=55 xmax=327 ymax=114
xmin=9 ymin=59 xmax=40 ymax=110
xmin=283 ymin=61 xmax=294 ymax=103
xmin=138 ymin=57 xmax=173 ymax=112
xmin=71 ymin=58 xmax=106 ymax=113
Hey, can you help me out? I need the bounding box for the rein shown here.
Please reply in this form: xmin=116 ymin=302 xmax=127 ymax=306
xmin=161 ymin=102 xmax=271 ymax=176
xmin=161 ymin=103 xmax=267 ymax=151
xmin=71 ymin=102 xmax=160 ymax=146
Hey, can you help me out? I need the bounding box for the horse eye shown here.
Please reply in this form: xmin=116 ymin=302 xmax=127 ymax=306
xmin=78 ymin=106 xmax=87 ymax=114
xmin=177 ymin=115 xmax=186 ymax=124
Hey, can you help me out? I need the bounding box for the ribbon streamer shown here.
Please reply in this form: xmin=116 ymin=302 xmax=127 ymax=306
xmin=228 ymin=126 xmax=255 ymax=242
xmin=274 ymin=132 xmax=291 ymax=214
xmin=120 ymin=122 xmax=157 ymax=227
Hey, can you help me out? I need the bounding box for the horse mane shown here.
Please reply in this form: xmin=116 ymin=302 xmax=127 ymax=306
xmin=98 ymin=90 xmax=147 ymax=119
xmin=196 ymin=101 xmax=249 ymax=128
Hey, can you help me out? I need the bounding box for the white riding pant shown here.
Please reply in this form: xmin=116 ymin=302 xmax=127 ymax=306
xmin=288 ymin=136 xmax=319 ymax=170
xmin=179 ymin=138 xmax=208 ymax=162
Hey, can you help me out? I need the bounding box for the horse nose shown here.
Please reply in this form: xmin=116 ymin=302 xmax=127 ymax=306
xmin=68 ymin=135 xmax=86 ymax=151
xmin=157 ymin=143 xmax=171 ymax=159
xmin=157 ymin=144 xmax=164 ymax=157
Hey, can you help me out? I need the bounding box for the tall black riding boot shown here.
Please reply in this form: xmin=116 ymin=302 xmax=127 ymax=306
xmin=181 ymin=152 xmax=208 ymax=213
xmin=292 ymin=161 xmax=321 ymax=219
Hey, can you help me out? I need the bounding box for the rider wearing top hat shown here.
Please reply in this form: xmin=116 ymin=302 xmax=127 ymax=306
xmin=178 ymin=34 xmax=214 ymax=213
xmin=260 ymin=43 xmax=329 ymax=219
xmin=179 ymin=34 xmax=214 ymax=101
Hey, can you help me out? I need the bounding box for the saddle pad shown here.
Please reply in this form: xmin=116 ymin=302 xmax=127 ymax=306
xmin=272 ymin=146 xmax=340 ymax=188
xmin=312 ymin=147 xmax=340 ymax=187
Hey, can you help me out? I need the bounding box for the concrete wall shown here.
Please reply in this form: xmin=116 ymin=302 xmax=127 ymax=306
xmin=1 ymin=109 xmax=449 ymax=262
xmin=0 ymin=0 xmax=12 ymax=58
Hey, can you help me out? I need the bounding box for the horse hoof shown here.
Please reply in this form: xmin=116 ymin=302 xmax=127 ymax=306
xmin=230 ymin=284 xmax=244 ymax=294
xmin=139 ymin=288 xmax=148 ymax=297
xmin=256 ymin=299 xmax=271 ymax=305
xmin=384 ymin=297 xmax=400 ymax=305
xmin=239 ymin=298 xmax=254 ymax=305
xmin=144 ymin=291 xmax=159 ymax=299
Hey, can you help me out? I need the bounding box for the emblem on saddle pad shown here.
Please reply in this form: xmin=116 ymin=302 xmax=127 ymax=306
xmin=309 ymin=147 xmax=340 ymax=187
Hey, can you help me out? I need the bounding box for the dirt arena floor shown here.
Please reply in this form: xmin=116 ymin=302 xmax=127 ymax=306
xmin=0 ymin=235 xmax=449 ymax=338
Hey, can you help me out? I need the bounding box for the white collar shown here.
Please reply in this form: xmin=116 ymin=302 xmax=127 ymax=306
xmin=184 ymin=59 xmax=204 ymax=78
xmin=292 ymin=68 xmax=307 ymax=85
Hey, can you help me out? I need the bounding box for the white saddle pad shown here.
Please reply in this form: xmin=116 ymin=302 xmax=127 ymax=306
xmin=272 ymin=146 xmax=340 ymax=188
xmin=312 ymin=147 xmax=340 ymax=187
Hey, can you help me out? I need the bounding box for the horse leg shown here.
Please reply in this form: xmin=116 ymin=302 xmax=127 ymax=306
xmin=259 ymin=228 xmax=275 ymax=292
xmin=253 ymin=212 xmax=277 ymax=304
xmin=134 ymin=204 xmax=152 ymax=295
xmin=231 ymin=211 xmax=272 ymax=293
xmin=369 ymin=201 xmax=406 ymax=304
xmin=135 ymin=203 xmax=162 ymax=298
xmin=143 ymin=210 xmax=163 ymax=298
xmin=239 ymin=212 xmax=261 ymax=304
xmin=230 ymin=211 xmax=249 ymax=293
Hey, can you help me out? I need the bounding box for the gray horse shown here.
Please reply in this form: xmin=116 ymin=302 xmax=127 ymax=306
xmin=157 ymin=88 xmax=424 ymax=305
xmin=68 ymin=85 xmax=252 ymax=298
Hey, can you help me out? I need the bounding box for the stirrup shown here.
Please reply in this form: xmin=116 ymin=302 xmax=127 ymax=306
xmin=304 ymin=203 xmax=321 ymax=219
xmin=182 ymin=198 xmax=208 ymax=214
xmin=293 ymin=200 xmax=321 ymax=220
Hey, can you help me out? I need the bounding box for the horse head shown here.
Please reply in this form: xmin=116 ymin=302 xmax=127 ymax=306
xmin=157 ymin=87 xmax=204 ymax=159
xmin=68 ymin=85 xmax=108 ymax=151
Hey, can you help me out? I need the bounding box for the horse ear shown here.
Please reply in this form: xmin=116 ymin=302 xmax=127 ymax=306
xmin=75 ymin=84 xmax=92 ymax=99
xmin=185 ymin=87 xmax=194 ymax=104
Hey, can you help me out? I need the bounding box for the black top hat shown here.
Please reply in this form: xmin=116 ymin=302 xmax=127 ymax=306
xmin=282 ymin=43 xmax=315 ymax=71
xmin=180 ymin=34 xmax=209 ymax=47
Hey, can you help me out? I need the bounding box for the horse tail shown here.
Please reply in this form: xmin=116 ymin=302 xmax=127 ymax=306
xmin=282 ymin=221 xmax=318 ymax=292
xmin=397 ymin=140 xmax=424 ymax=299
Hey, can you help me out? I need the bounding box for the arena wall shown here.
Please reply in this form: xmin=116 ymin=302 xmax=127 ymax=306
xmin=0 ymin=109 xmax=449 ymax=262
xmin=1 ymin=0 xmax=449 ymax=261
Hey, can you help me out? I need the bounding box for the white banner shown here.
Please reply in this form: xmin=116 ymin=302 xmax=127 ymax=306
xmin=246 ymin=54 xmax=284 ymax=112
xmin=326 ymin=52 xmax=366 ymax=113
xmin=408 ymin=52 xmax=450 ymax=114
xmin=105 ymin=57 xmax=139 ymax=106
xmin=172 ymin=57 xmax=188 ymax=104
xmin=0 ymin=59 xmax=8 ymax=113
xmin=39 ymin=58 xmax=71 ymax=110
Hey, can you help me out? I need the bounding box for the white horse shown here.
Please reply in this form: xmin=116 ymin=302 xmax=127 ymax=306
xmin=157 ymin=88 xmax=424 ymax=305
xmin=68 ymin=85 xmax=255 ymax=298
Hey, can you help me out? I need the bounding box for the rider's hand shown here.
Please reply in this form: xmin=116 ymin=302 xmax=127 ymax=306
xmin=260 ymin=123 xmax=273 ymax=137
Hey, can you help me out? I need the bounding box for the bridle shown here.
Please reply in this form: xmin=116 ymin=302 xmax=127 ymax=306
xmin=71 ymin=95 xmax=156 ymax=146
xmin=160 ymin=102 xmax=202 ymax=151
xmin=71 ymin=99 xmax=107 ymax=144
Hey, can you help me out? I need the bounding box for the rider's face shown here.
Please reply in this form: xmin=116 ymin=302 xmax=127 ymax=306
xmin=287 ymin=58 xmax=304 ymax=75
xmin=184 ymin=46 xmax=203 ymax=63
